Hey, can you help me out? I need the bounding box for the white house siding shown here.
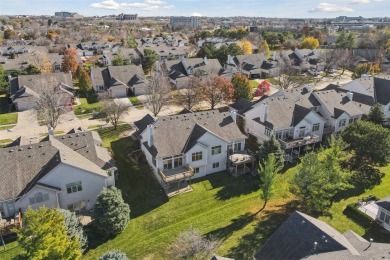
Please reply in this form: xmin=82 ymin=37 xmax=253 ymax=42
xmin=132 ymin=86 xmax=145 ymax=96
xmin=16 ymin=186 xmax=59 ymax=214
xmin=334 ymin=112 xmax=351 ymax=133
xmin=293 ymin=112 xmax=324 ymax=140
xmin=39 ymin=163 xmax=108 ymax=211
xmin=383 ymin=103 xmax=390 ymax=121
xmin=15 ymin=100 xmax=36 ymax=111
xmin=377 ymin=207 xmax=390 ymax=232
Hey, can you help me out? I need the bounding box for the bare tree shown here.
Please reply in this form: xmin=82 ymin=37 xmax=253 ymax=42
xmin=274 ymin=54 xmax=311 ymax=90
xmin=318 ymin=49 xmax=339 ymax=76
xmin=99 ymin=93 xmax=130 ymax=130
xmin=177 ymin=77 xmax=203 ymax=110
xmin=31 ymin=51 xmax=52 ymax=73
xmin=169 ymin=227 xmax=220 ymax=260
xmin=337 ymin=49 xmax=356 ymax=76
xmin=34 ymin=85 xmax=72 ymax=129
xmin=145 ymin=68 xmax=171 ymax=116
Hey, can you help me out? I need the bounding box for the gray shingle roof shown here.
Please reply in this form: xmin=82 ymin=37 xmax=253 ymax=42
xmin=147 ymin=110 xmax=246 ymax=158
xmin=134 ymin=114 xmax=155 ymax=136
xmin=376 ymin=196 xmax=390 ymax=212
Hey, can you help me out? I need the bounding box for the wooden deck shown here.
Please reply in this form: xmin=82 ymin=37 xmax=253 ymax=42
xmin=0 ymin=219 xmax=20 ymax=236
xmin=159 ymin=165 xmax=195 ymax=184
xmin=279 ymin=134 xmax=320 ymax=149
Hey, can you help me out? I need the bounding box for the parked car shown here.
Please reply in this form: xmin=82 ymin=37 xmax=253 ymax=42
xmin=325 ymin=68 xmax=334 ymax=74
xmin=93 ymin=111 xmax=107 ymax=119
xmin=308 ymin=69 xmax=319 ymax=76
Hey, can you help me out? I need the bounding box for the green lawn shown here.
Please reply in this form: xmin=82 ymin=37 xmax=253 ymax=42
xmin=250 ymin=80 xmax=259 ymax=88
xmin=0 ymin=113 xmax=18 ymax=126
xmin=129 ymin=96 xmax=143 ymax=106
xmin=2 ymin=125 xmax=390 ymax=259
xmin=74 ymin=97 xmax=102 ymax=115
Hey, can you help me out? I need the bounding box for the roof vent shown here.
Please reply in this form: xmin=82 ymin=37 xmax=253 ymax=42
xmin=19 ymin=148 xmax=23 ymax=151
xmin=9 ymin=149 xmax=14 ymax=153
xmin=62 ymin=136 xmax=65 ymax=139
xmin=39 ymin=144 xmax=43 ymax=147
xmin=28 ymin=146 xmax=32 ymax=149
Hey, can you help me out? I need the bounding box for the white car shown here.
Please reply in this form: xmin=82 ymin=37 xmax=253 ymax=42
xmin=308 ymin=69 xmax=319 ymax=76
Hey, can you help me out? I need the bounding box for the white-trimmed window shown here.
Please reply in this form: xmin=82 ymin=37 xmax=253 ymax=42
xmin=174 ymin=157 xmax=183 ymax=168
xmin=339 ymin=119 xmax=346 ymax=127
xmin=192 ymin=152 xmax=202 ymax=162
xmin=312 ymin=123 xmax=320 ymax=132
xmin=265 ymin=128 xmax=272 ymax=137
xmin=66 ymin=181 xmax=82 ymax=194
xmin=194 ymin=167 xmax=200 ymax=174
xmin=213 ymin=162 xmax=220 ymax=168
xmin=234 ymin=142 xmax=242 ymax=152
xmin=211 ymin=145 xmax=221 ymax=155
xmin=29 ymin=192 xmax=49 ymax=205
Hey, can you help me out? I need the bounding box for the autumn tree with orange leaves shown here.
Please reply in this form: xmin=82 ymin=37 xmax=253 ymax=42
xmin=61 ymin=48 xmax=79 ymax=77
xmin=201 ymin=74 xmax=233 ymax=109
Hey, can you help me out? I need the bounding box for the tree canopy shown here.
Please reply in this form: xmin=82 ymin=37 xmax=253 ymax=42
xmin=99 ymin=250 xmax=128 ymax=260
xmin=239 ymin=40 xmax=253 ymax=54
xmin=62 ymin=48 xmax=79 ymax=76
xmin=0 ymin=64 xmax=8 ymax=94
xmin=352 ymin=62 xmax=380 ymax=79
xmin=368 ymin=104 xmax=385 ymax=124
xmin=58 ymin=209 xmax=88 ymax=252
xmin=231 ymin=74 xmax=252 ymax=101
xmin=301 ymin=37 xmax=319 ymax=49
xmin=336 ymin=32 xmax=357 ymax=49
xmin=341 ymin=120 xmax=390 ymax=166
xmin=142 ymin=49 xmax=159 ymax=75
xmin=258 ymin=153 xmax=281 ymax=211
xmin=201 ymin=74 xmax=234 ymax=109
xmin=257 ymin=135 xmax=284 ymax=168
xmin=93 ymin=187 xmax=131 ymax=238
xmin=16 ymin=207 xmax=82 ymax=260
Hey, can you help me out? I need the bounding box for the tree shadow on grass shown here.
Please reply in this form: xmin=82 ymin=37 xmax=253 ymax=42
xmin=225 ymin=200 xmax=299 ymax=259
xmin=111 ymin=138 xmax=168 ymax=219
xmin=334 ymin=165 xmax=384 ymax=202
xmin=343 ymin=206 xmax=390 ymax=244
xmin=212 ymin=173 xmax=260 ymax=201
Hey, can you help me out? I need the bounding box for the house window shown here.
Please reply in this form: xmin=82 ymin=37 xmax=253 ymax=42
xmin=99 ymin=86 xmax=104 ymax=91
xmin=163 ymin=157 xmax=172 ymax=170
xmin=54 ymin=65 xmax=61 ymax=71
xmin=29 ymin=192 xmax=49 ymax=205
xmin=66 ymin=181 xmax=82 ymax=194
xmin=380 ymin=211 xmax=386 ymax=221
xmin=349 ymin=118 xmax=353 ymax=123
xmin=339 ymin=119 xmax=346 ymax=127
xmin=385 ymin=214 xmax=390 ymax=225
xmin=67 ymin=200 xmax=86 ymax=213
xmin=264 ymin=128 xmax=272 ymax=137
xmin=194 ymin=167 xmax=200 ymax=174
xmin=283 ymin=130 xmax=290 ymax=140
xmin=312 ymin=123 xmax=320 ymax=132
xmin=211 ymin=145 xmax=221 ymax=155
xmin=174 ymin=157 xmax=183 ymax=168
xmin=299 ymin=126 xmax=305 ymax=138
xmin=213 ymin=162 xmax=220 ymax=168
xmin=234 ymin=142 xmax=242 ymax=152
xmin=227 ymin=144 xmax=232 ymax=152
xmin=192 ymin=152 xmax=203 ymax=162
xmin=275 ymin=131 xmax=282 ymax=140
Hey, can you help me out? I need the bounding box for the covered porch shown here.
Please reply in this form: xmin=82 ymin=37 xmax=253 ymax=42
xmin=227 ymin=151 xmax=256 ymax=177
xmin=158 ymin=165 xmax=195 ymax=197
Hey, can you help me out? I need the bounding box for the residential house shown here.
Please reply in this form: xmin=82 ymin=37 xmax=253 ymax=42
xmin=375 ymin=196 xmax=390 ymax=231
xmin=164 ymin=57 xmax=231 ymax=89
xmin=241 ymin=86 xmax=325 ymax=159
xmin=0 ymin=130 xmax=116 ymax=218
xmin=133 ymin=114 xmax=155 ymax=139
xmin=8 ymin=72 xmax=75 ymax=111
xmin=225 ymin=53 xmax=279 ymax=79
xmin=278 ymin=48 xmax=324 ymax=73
xmin=352 ymin=49 xmax=390 ymax=68
xmin=136 ymin=45 xmax=189 ymax=62
xmin=139 ymin=110 xmax=252 ymax=195
xmin=197 ymin=37 xmax=258 ymax=53
xmin=101 ymin=47 xmax=141 ymax=66
xmin=339 ymin=76 xmax=390 ymax=122
xmin=255 ymin=211 xmax=390 ymax=260
xmin=91 ymin=65 xmax=147 ymax=97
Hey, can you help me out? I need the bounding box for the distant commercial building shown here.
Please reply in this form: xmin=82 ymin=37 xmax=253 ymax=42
xmin=54 ymin=11 xmax=82 ymax=18
xmin=117 ymin=13 xmax=138 ymax=21
xmin=170 ymin=16 xmax=199 ymax=29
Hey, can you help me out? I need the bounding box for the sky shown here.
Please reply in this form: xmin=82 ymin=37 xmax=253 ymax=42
xmin=1 ymin=0 xmax=390 ymax=18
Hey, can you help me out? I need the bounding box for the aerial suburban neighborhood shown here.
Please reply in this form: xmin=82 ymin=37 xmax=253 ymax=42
xmin=0 ymin=1 xmax=390 ymax=259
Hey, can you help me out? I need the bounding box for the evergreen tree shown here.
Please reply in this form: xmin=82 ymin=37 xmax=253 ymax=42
xmin=0 ymin=64 xmax=9 ymax=94
xmin=93 ymin=187 xmax=131 ymax=238
xmin=227 ymin=43 xmax=244 ymax=56
xmin=79 ymin=69 xmax=92 ymax=95
xmin=16 ymin=207 xmax=82 ymax=260
xmin=142 ymin=49 xmax=159 ymax=75
xmin=231 ymin=74 xmax=252 ymax=101
xmin=112 ymin=49 xmax=124 ymax=66
xmin=99 ymin=250 xmax=128 ymax=260
xmin=257 ymin=135 xmax=284 ymax=168
xmin=58 ymin=209 xmax=88 ymax=252
xmin=368 ymin=104 xmax=385 ymax=124
xmin=341 ymin=120 xmax=390 ymax=166
xmin=258 ymin=153 xmax=281 ymax=211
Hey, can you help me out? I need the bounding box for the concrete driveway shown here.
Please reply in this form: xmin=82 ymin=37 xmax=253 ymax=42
xmin=114 ymin=98 xmax=132 ymax=107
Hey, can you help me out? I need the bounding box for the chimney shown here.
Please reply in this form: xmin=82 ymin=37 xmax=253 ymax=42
xmin=305 ymin=85 xmax=312 ymax=92
xmin=147 ymin=124 xmax=154 ymax=147
xmin=69 ymin=70 xmax=72 ymax=81
xmin=272 ymin=51 xmax=276 ymax=61
xmin=230 ymin=110 xmax=237 ymax=123
xmin=347 ymin=92 xmax=353 ymax=101
xmin=48 ymin=127 xmax=54 ymax=136
xmin=313 ymin=242 xmax=318 ymax=252
xmin=263 ymin=104 xmax=268 ymax=122
xmin=203 ymin=56 xmax=208 ymax=64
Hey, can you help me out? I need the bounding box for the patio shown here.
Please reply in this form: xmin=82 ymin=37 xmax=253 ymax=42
xmin=357 ymin=201 xmax=379 ymax=220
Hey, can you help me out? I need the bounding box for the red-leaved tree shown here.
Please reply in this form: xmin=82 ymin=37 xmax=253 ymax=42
xmin=201 ymin=74 xmax=233 ymax=109
xmin=62 ymin=48 xmax=79 ymax=77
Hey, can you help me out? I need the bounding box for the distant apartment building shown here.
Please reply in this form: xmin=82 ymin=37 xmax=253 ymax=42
xmin=170 ymin=16 xmax=199 ymax=29
xmin=117 ymin=13 xmax=138 ymax=21
xmin=54 ymin=11 xmax=82 ymax=18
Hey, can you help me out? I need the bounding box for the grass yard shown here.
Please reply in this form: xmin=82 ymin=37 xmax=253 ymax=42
xmin=2 ymin=125 xmax=390 ymax=259
xmin=0 ymin=113 xmax=18 ymax=126
xmin=74 ymin=96 xmax=102 ymax=115
xmin=250 ymin=80 xmax=259 ymax=88
xmin=129 ymin=96 xmax=143 ymax=106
